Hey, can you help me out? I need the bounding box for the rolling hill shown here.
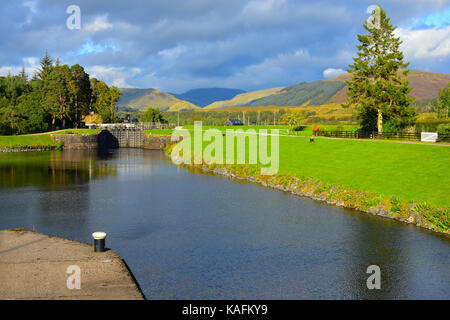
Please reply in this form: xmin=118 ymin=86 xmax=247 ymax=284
xmin=117 ymin=70 xmax=449 ymax=112
xmin=327 ymin=70 xmax=450 ymax=103
xmin=205 ymin=70 xmax=449 ymax=109
xmin=117 ymin=88 xmax=200 ymax=111
xmin=204 ymin=87 xmax=285 ymax=109
xmin=245 ymin=81 xmax=346 ymax=107
xmin=173 ymin=88 xmax=246 ymax=107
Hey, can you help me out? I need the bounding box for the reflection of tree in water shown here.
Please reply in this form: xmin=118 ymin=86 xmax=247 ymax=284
xmin=0 ymin=149 xmax=118 ymax=232
xmin=0 ymin=150 xmax=117 ymax=189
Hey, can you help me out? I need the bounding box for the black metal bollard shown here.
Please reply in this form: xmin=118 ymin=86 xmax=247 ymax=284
xmin=92 ymin=232 xmax=107 ymax=252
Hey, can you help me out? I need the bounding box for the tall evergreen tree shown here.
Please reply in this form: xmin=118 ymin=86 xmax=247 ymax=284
xmin=19 ymin=67 xmax=27 ymax=81
xmin=36 ymin=50 xmax=54 ymax=81
xmin=343 ymin=6 xmax=416 ymax=133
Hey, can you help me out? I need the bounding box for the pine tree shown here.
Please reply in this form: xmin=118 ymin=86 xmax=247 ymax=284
xmin=19 ymin=66 xmax=27 ymax=81
xmin=36 ymin=50 xmax=54 ymax=81
xmin=343 ymin=6 xmax=416 ymax=133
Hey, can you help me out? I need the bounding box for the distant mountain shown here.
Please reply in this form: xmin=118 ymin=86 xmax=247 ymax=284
xmin=117 ymin=70 xmax=449 ymax=112
xmin=117 ymin=88 xmax=200 ymax=111
xmin=204 ymin=87 xmax=285 ymax=109
xmin=326 ymin=70 xmax=450 ymax=103
xmin=173 ymin=88 xmax=246 ymax=107
xmin=205 ymin=70 xmax=449 ymax=109
xmin=245 ymin=81 xmax=346 ymax=107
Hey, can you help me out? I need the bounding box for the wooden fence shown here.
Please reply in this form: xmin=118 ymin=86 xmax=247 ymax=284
xmin=318 ymin=130 xmax=449 ymax=141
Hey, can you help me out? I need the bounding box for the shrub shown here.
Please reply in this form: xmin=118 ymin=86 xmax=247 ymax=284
xmin=382 ymin=119 xmax=399 ymax=133
xmin=293 ymin=125 xmax=305 ymax=132
xmin=437 ymin=124 xmax=450 ymax=141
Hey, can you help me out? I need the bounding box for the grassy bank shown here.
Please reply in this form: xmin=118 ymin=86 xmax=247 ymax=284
xmin=277 ymin=136 xmax=449 ymax=207
xmin=0 ymin=129 xmax=99 ymax=150
xmin=60 ymin=129 xmax=100 ymax=135
xmin=0 ymin=133 xmax=60 ymax=150
xmin=165 ymin=131 xmax=450 ymax=233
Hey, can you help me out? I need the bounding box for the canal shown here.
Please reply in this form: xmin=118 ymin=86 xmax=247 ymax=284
xmin=0 ymin=148 xmax=448 ymax=299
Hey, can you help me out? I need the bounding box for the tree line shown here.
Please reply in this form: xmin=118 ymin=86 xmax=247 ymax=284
xmin=0 ymin=52 xmax=121 ymax=135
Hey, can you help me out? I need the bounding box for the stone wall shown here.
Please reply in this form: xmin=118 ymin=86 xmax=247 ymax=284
xmin=50 ymin=133 xmax=176 ymax=150
xmin=51 ymin=134 xmax=98 ymax=150
xmin=142 ymin=134 xmax=174 ymax=150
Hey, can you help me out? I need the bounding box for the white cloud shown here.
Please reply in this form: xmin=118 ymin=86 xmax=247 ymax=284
xmin=242 ymin=0 xmax=286 ymax=16
xmin=0 ymin=57 xmax=40 ymax=77
xmin=323 ymin=68 xmax=346 ymax=79
xmin=86 ymin=66 xmax=142 ymax=88
xmin=157 ymin=45 xmax=188 ymax=60
xmin=23 ymin=1 xmax=38 ymax=14
xmin=84 ymin=15 xmax=113 ymax=33
xmin=395 ymin=26 xmax=450 ymax=59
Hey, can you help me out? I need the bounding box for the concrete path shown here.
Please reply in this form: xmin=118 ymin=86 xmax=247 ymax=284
xmin=0 ymin=230 xmax=144 ymax=300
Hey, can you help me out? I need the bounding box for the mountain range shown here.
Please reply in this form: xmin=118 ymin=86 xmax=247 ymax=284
xmin=171 ymin=88 xmax=246 ymax=107
xmin=117 ymin=70 xmax=450 ymax=112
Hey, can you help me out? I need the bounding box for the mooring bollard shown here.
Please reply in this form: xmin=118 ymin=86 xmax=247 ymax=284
xmin=92 ymin=232 xmax=107 ymax=252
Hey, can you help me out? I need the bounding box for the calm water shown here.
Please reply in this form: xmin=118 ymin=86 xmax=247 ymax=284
xmin=0 ymin=149 xmax=449 ymax=299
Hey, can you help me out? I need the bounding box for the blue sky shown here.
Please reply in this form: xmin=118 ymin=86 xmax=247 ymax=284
xmin=0 ymin=0 xmax=449 ymax=93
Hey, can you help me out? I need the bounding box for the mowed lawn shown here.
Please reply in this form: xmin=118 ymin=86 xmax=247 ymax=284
xmin=0 ymin=133 xmax=58 ymax=149
xmin=185 ymin=132 xmax=449 ymax=207
xmin=277 ymin=137 xmax=449 ymax=207
xmin=0 ymin=129 xmax=99 ymax=149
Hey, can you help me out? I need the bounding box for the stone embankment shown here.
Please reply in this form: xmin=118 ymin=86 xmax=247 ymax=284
xmin=180 ymin=163 xmax=449 ymax=236
xmin=51 ymin=134 xmax=98 ymax=149
xmin=0 ymin=229 xmax=145 ymax=300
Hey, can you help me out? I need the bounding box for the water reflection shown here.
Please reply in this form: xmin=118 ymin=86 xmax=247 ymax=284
xmin=0 ymin=149 xmax=117 ymax=189
xmin=0 ymin=149 xmax=448 ymax=299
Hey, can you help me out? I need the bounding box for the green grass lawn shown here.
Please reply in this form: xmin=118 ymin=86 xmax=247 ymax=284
xmin=146 ymin=128 xmax=175 ymax=135
xmin=0 ymin=133 xmax=59 ymax=149
xmin=178 ymin=131 xmax=449 ymax=207
xmin=277 ymin=137 xmax=449 ymax=207
xmin=60 ymin=129 xmax=100 ymax=135
xmin=0 ymin=129 xmax=99 ymax=149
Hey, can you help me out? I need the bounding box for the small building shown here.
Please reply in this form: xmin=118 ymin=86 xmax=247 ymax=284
xmin=224 ymin=119 xmax=244 ymax=126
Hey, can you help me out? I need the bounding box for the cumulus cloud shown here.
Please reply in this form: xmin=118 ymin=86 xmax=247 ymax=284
xmin=0 ymin=1 xmax=449 ymax=91
xmin=84 ymin=15 xmax=113 ymax=33
xmin=395 ymin=26 xmax=450 ymax=60
xmin=323 ymin=68 xmax=346 ymax=79
xmin=0 ymin=56 xmax=40 ymax=78
xmin=86 ymin=65 xmax=142 ymax=88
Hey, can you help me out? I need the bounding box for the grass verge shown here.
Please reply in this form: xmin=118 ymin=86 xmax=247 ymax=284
xmin=164 ymin=132 xmax=450 ymax=234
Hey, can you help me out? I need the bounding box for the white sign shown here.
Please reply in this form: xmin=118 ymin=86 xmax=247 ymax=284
xmin=421 ymin=132 xmax=438 ymax=142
